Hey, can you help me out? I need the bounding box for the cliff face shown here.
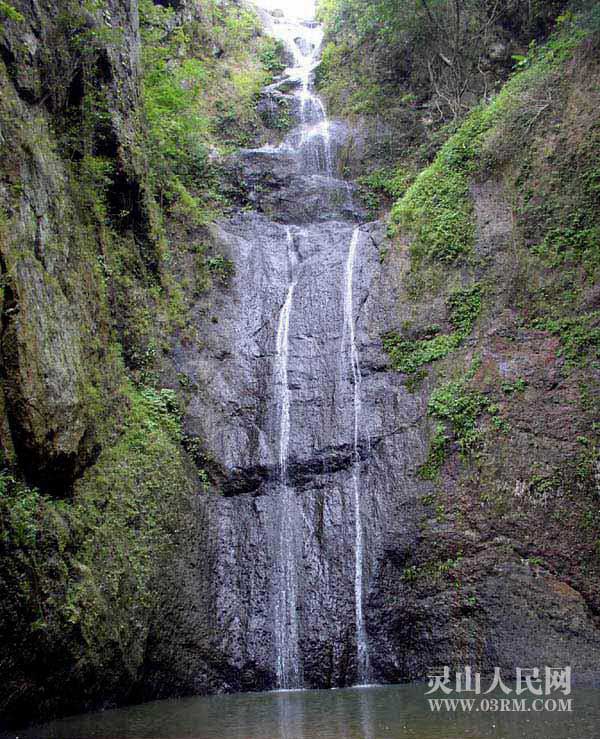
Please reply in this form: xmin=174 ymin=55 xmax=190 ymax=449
xmin=0 ymin=0 xmax=144 ymax=493
xmin=322 ymin=6 xmax=600 ymax=682
xmin=0 ymin=0 xmax=599 ymax=730
xmin=0 ymin=0 xmax=283 ymax=725
xmin=0 ymin=0 xmax=198 ymax=724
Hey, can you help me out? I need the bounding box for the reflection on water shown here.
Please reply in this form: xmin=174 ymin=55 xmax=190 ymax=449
xmin=8 ymin=683 xmax=595 ymax=739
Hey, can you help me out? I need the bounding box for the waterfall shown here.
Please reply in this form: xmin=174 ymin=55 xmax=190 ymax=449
xmin=216 ymin=2 xmax=378 ymax=689
xmin=342 ymin=226 xmax=370 ymax=682
xmin=275 ymin=227 xmax=297 ymax=480
xmin=274 ymin=227 xmax=301 ymax=689
xmin=257 ymin=13 xmax=333 ymax=176
xmin=266 ymin=5 xmax=369 ymax=687
xmin=267 ymin=12 xmax=336 ymax=688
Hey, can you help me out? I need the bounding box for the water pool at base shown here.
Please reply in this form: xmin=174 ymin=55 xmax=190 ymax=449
xmin=11 ymin=683 xmax=597 ymax=739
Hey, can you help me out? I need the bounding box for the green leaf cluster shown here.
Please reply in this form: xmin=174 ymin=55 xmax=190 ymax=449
xmin=383 ymin=284 xmax=482 ymax=374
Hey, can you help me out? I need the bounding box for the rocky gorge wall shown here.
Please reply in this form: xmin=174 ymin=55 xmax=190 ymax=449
xmin=0 ymin=0 xmax=281 ymax=725
xmin=146 ymin=5 xmax=600 ymax=699
xmin=0 ymin=0 xmax=208 ymax=725
xmin=317 ymin=0 xmax=600 ymax=685
xmin=137 ymin=0 xmax=600 ymax=701
xmin=0 ymin=0 xmax=599 ymax=730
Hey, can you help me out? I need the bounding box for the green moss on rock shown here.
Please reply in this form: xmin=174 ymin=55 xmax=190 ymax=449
xmin=0 ymin=381 xmax=195 ymax=719
xmin=383 ymin=284 xmax=482 ymax=374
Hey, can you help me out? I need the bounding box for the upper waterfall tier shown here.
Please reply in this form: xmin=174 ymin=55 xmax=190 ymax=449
xmin=232 ymin=6 xmax=365 ymax=225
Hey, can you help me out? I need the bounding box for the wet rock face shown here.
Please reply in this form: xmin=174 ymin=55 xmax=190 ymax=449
xmin=156 ymin=12 xmax=431 ymax=693
xmin=370 ymin=546 xmax=600 ymax=685
xmin=233 ymin=137 xmax=366 ymax=224
xmin=179 ymin=216 xmax=425 ymax=502
xmin=0 ymin=0 xmax=154 ymax=495
xmin=167 ymin=212 xmax=429 ymax=690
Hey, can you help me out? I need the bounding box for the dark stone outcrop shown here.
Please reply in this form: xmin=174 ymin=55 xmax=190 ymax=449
xmin=0 ymin=0 xmax=157 ymax=494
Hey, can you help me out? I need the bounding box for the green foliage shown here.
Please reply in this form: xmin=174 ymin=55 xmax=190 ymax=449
xmin=406 ymin=16 xmax=600 ymax=484
xmin=317 ymin=0 xmax=569 ymax=148
xmin=138 ymin=386 xmax=182 ymax=439
xmin=44 ymin=1 xmax=125 ymax=155
xmin=386 ymin=10 xmax=592 ymax=269
xmin=0 ymin=375 xmax=195 ymax=682
xmin=269 ymin=98 xmax=293 ymax=132
xmin=76 ymin=154 xmax=114 ymax=222
xmin=447 ymin=284 xmax=482 ymax=335
xmin=0 ymin=1 xmax=24 ymax=22
xmin=499 ymin=26 xmax=600 ymax=371
xmin=401 ymin=564 xmax=419 ymax=582
xmin=401 ymin=552 xmax=464 ymax=583
xmin=57 ymin=382 xmax=192 ymax=639
xmin=393 ymin=166 xmax=472 ymax=263
xmin=419 ymin=382 xmax=480 ymax=479
xmin=259 ymin=37 xmax=286 ymax=75
xmin=383 ymin=11 xmax=600 ymax=389
xmin=428 ymin=380 xmax=489 ymax=454
xmin=139 ymin=2 xmax=216 ymax=218
xmin=181 ymin=434 xmax=212 ymax=492
xmin=383 ymin=284 xmax=482 ymax=374
xmin=206 ymin=254 xmax=235 ymax=285
xmin=501 ymin=378 xmax=527 ymax=394
xmin=139 ymin=0 xmax=280 ymax=220
xmin=198 ymin=469 xmax=210 ymax=492
xmin=0 ymin=472 xmax=40 ymax=549
xmin=190 ymin=245 xmax=236 ymax=292
xmin=534 ymin=312 xmax=600 ymax=368
xmin=383 ymin=331 xmax=461 ymax=375
xmin=358 ymin=165 xmax=415 ymax=217
xmin=418 ymin=423 xmax=449 ymax=481
xmin=374 ymin=166 xmax=415 ymax=199
xmin=419 ymin=359 xmax=506 ymax=479
xmin=527 ymin=556 xmax=544 ymax=567
xmin=405 ymin=368 xmax=428 ymax=392
xmin=392 ymin=108 xmax=495 ymax=263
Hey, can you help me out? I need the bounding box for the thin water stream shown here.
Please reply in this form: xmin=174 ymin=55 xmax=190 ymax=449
xmin=264 ymin=5 xmax=370 ymax=685
xmin=342 ymin=226 xmax=370 ymax=682
xmin=274 ymin=226 xmax=301 ymax=689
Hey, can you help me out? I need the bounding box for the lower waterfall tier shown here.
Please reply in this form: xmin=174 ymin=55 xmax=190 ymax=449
xmin=158 ymin=212 xmax=430 ymax=690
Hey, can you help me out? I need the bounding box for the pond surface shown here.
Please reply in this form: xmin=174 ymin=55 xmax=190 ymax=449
xmin=10 ymin=683 xmax=597 ymax=739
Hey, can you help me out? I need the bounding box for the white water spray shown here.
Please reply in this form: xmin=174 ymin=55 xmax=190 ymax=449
xmin=274 ymin=227 xmax=302 ymax=689
xmin=342 ymin=226 xmax=370 ymax=682
xmin=253 ymin=9 xmax=333 ymax=176
xmin=254 ymin=1 xmax=365 ymax=688
xmin=276 ymin=228 xmax=297 ymax=480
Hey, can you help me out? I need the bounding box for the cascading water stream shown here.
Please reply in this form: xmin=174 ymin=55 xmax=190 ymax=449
xmin=264 ymin=11 xmax=340 ymax=688
xmin=274 ymin=227 xmax=301 ymax=689
xmin=256 ymin=13 xmax=333 ymax=176
xmin=276 ymin=227 xmax=297 ymax=480
xmin=147 ymin=0 xmax=430 ymax=700
xmin=252 ymin=3 xmax=371 ymax=688
xmin=342 ymin=226 xmax=370 ymax=683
